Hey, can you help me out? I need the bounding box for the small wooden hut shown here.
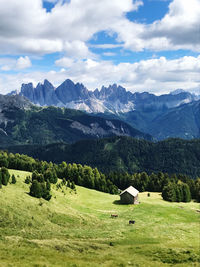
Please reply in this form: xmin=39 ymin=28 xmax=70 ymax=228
xmin=120 ymin=186 xmax=139 ymax=204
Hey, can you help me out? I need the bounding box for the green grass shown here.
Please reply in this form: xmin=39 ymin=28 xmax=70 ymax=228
xmin=0 ymin=169 xmax=199 ymax=267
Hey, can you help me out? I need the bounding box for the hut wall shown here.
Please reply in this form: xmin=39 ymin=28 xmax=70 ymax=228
xmin=120 ymin=192 xmax=134 ymax=204
xmin=134 ymin=195 xmax=139 ymax=204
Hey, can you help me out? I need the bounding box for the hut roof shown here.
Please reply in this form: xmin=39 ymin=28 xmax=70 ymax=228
xmin=120 ymin=186 xmax=139 ymax=197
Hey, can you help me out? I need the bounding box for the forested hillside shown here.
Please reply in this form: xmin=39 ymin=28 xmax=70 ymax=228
xmin=0 ymin=150 xmax=199 ymax=203
xmin=6 ymin=137 xmax=200 ymax=178
xmin=0 ymin=95 xmax=152 ymax=146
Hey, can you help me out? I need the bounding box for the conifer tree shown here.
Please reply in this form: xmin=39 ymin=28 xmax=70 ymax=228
xmin=30 ymin=180 xmax=42 ymax=198
xmin=67 ymin=179 xmax=71 ymax=188
xmin=42 ymin=180 xmax=52 ymax=201
xmin=1 ymin=167 xmax=10 ymax=186
xmin=70 ymin=181 xmax=76 ymax=190
xmin=11 ymin=174 xmax=16 ymax=184
xmin=182 ymin=183 xmax=191 ymax=202
xmin=25 ymin=176 xmax=31 ymax=184
xmin=162 ymin=183 xmax=176 ymax=202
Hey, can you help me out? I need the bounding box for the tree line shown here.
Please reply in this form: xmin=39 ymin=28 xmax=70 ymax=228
xmin=0 ymin=150 xmax=199 ymax=202
xmin=107 ymin=171 xmax=200 ymax=202
xmin=0 ymin=151 xmax=118 ymax=199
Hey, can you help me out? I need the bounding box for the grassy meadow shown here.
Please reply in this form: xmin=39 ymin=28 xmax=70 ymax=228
xmin=0 ymin=169 xmax=199 ymax=267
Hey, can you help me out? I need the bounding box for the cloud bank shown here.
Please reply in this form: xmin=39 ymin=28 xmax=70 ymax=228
xmin=0 ymin=0 xmax=199 ymax=94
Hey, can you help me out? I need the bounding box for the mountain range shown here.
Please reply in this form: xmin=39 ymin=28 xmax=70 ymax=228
xmin=0 ymin=94 xmax=151 ymax=147
xmin=11 ymin=79 xmax=199 ymax=113
xmin=9 ymin=79 xmax=200 ymax=140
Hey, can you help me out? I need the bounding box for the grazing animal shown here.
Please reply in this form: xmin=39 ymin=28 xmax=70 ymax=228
xmin=111 ymin=214 xmax=118 ymax=218
xmin=129 ymin=220 xmax=135 ymax=224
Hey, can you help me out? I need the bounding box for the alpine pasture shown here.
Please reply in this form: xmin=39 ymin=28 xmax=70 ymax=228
xmin=0 ymin=169 xmax=199 ymax=267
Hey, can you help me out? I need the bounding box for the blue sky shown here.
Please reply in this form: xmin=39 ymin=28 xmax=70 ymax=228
xmin=0 ymin=0 xmax=199 ymax=94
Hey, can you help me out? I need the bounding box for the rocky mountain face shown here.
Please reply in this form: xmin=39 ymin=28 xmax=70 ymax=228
xmin=12 ymin=79 xmax=198 ymax=114
xmin=8 ymin=79 xmax=200 ymax=140
xmin=0 ymin=95 xmax=152 ymax=147
xmin=0 ymin=94 xmax=32 ymax=110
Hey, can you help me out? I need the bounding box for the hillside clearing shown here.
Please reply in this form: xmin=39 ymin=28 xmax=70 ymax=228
xmin=0 ymin=169 xmax=199 ymax=267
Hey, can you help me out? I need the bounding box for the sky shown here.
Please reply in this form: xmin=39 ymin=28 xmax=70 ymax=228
xmin=0 ymin=0 xmax=199 ymax=95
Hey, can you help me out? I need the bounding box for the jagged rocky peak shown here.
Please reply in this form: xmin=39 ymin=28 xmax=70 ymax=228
xmin=44 ymin=79 xmax=54 ymax=88
xmin=97 ymin=84 xmax=128 ymax=103
xmin=20 ymin=83 xmax=34 ymax=102
xmin=100 ymin=84 xmax=126 ymax=95
xmin=20 ymin=80 xmax=59 ymax=106
xmin=55 ymin=79 xmax=90 ymax=104
xmin=8 ymin=78 xmax=200 ymax=114
xmin=170 ymin=89 xmax=186 ymax=95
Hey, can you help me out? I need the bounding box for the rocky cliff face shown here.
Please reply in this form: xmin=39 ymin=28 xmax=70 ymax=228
xmin=7 ymin=79 xmax=200 ymax=140
xmin=14 ymin=79 xmax=198 ymax=114
xmin=20 ymin=80 xmax=60 ymax=106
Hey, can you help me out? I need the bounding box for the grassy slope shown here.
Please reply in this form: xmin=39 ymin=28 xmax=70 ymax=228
xmin=0 ymin=170 xmax=199 ymax=267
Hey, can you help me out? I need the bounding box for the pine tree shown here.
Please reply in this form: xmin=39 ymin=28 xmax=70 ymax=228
xmin=67 ymin=179 xmax=71 ymax=188
xmin=175 ymin=184 xmax=182 ymax=202
xmin=11 ymin=174 xmax=16 ymax=184
xmin=30 ymin=180 xmax=42 ymax=198
xmin=195 ymin=179 xmax=200 ymax=202
xmin=25 ymin=176 xmax=31 ymax=184
xmin=1 ymin=167 xmax=10 ymax=186
xmin=42 ymin=180 xmax=52 ymax=201
xmin=70 ymin=181 xmax=76 ymax=190
xmin=182 ymin=183 xmax=191 ymax=202
xmin=162 ymin=183 xmax=176 ymax=202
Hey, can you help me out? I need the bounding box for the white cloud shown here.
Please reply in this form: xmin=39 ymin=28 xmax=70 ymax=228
xmin=1 ymin=55 xmax=200 ymax=95
xmin=90 ymin=44 xmax=123 ymax=49
xmin=0 ymin=56 xmax=31 ymax=71
xmin=0 ymin=0 xmax=199 ymax=96
xmin=16 ymin=56 xmax=32 ymax=69
xmin=64 ymin=40 xmax=94 ymax=59
xmin=0 ymin=0 xmax=199 ymax=55
xmin=116 ymin=0 xmax=200 ymax=52
xmin=103 ymin=52 xmax=116 ymax=57
xmin=0 ymin=0 xmax=140 ymax=55
xmin=55 ymin=57 xmax=75 ymax=68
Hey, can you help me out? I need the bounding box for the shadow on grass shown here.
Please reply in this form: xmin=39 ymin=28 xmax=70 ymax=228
xmin=113 ymin=200 xmax=127 ymax=205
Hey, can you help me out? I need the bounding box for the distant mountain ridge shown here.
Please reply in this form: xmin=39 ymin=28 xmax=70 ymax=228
xmin=0 ymin=94 xmax=152 ymax=146
xmin=10 ymin=79 xmax=199 ymax=114
xmin=8 ymin=79 xmax=200 ymax=140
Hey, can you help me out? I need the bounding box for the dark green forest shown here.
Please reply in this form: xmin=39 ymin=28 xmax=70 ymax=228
xmin=6 ymin=137 xmax=200 ymax=178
